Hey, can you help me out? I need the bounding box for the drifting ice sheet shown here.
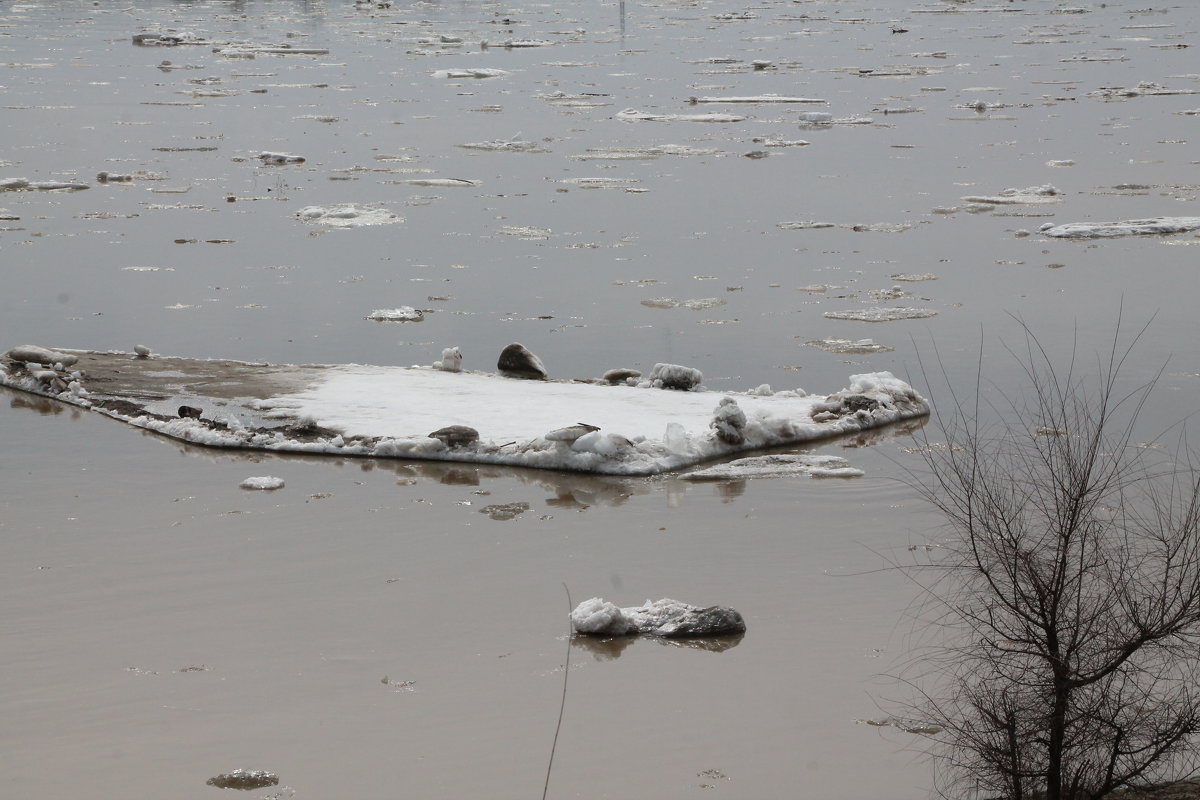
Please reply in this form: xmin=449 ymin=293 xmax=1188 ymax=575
xmin=0 ymin=351 xmax=928 ymax=477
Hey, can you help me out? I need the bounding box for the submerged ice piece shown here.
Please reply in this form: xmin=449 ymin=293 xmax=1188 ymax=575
xmin=571 ymin=597 xmax=746 ymax=638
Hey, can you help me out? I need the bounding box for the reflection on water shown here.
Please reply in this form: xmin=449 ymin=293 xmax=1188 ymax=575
xmin=572 ymin=631 xmax=744 ymax=661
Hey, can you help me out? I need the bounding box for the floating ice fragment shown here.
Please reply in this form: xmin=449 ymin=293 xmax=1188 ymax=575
xmin=240 ymin=476 xmax=284 ymax=490
xmin=824 ymin=307 xmax=938 ymax=322
xmin=961 ymin=184 xmax=1062 ymax=205
xmin=688 ymin=94 xmax=826 ymax=104
xmin=134 ymin=344 xmax=151 ymax=359
xmin=571 ymin=598 xmax=746 ymax=637
xmin=798 ymin=111 xmax=833 ymax=123
xmin=1042 ymin=217 xmax=1200 ymax=238
xmin=616 ymin=108 xmax=747 ymax=123
xmin=432 ymin=67 xmax=509 ymax=79
xmin=206 ymin=769 xmax=280 ymax=789
xmin=296 ymin=204 xmax=400 ymax=227
xmin=400 ymin=178 xmax=480 ymax=187
xmin=777 ymin=220 xmax=835 ymax=230
xmin=684 ymin=453 xmax=864 ymax=480
xmin=96 ymin=171 xmax=134 ymax=183
xmin=366 ymin=307 xmax=423 ymax=322
xmin=1087 ymin=81 xmax=1199 ymax=98
xmin=258 ymin=151 xmax=305 ymax=164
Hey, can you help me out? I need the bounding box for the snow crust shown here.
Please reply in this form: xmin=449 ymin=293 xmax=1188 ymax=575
xmin=1041 ymin=217 xmax=1200 ymax=239
xmin=0 ymin=354 xmax=928 ymax=477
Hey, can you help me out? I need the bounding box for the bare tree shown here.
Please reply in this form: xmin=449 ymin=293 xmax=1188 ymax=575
xmin=901 ymin=321 xmax=1200 ymax=800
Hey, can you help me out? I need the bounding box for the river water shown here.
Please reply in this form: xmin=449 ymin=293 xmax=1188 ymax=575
xmin=2 ymin=1 xmax=1198 ymax=797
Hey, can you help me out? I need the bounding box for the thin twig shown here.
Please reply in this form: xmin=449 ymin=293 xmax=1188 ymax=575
xmin=542 ymin=583 xmax=572 ymax=800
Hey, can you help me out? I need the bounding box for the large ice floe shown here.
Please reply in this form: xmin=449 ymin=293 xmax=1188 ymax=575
xmin=0 ymin=346 xmax=928 ymax=476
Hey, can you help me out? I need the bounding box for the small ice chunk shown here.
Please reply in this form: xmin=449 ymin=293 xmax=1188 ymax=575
xmin=570 ymin=598 xmax=633 ymax=635
xmin=258 ymin=151 xmax=306 ymax=164
xmin=134 ymin=344 xmax=151 ymax=358
xmin=647 ymin=362 xmax=703 ymax=391
xmin=432 ymin=67 xmax=509 ymax=79
xmin=366 ymin=307 xmax=423 ymax=322
xmin=798 ymin=111 xmax=833 ymax=123
xmin=5 ymin=345 xmax=79 ymax=367
xmin=433 ymin=346 xmax=462 ymax=372
xmin=240 ymin=476 xmax=285 ymax=490
xmin=711 ymin=396 xmax=747 ymax=444
xmin=206 ymin=770 xmax=280 ymax=790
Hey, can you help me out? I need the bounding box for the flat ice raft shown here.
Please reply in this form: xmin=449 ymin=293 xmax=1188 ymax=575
xmin=0 ymin=349 xmax=928 ymax=476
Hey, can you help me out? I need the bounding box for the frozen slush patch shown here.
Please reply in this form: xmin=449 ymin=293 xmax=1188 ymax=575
xmin=824 ymin=307 xmax=937 ymax=322
xmin=240 ymin=476 xmax=284 ymax=490
xmin=296 ymin=205 xmax=400 ymax=227
xmin=1042 ymin=217 xmax=1200 ymax=238
xmin=683 ymin=453 xmax=863 ymax=480
xmin=805 ymin=338 xmax=895 ymax=354
xmin=640 ymin=297 xmax=726 ymax=310
xmin=366 ymin=307 xmax=423 ymax=322
xmin=961 ymin=185 xmax=1062 ymax=205
xmin=571 ymin=144 xmax=719 ymax=160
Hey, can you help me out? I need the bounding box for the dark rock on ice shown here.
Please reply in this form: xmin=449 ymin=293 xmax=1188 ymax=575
xmin=205 ymin=769 xmax=279 ymax=789
xmin=428 ymin=425 xmax=479 ymax=448
xmin=602 ymin=367 xmax=641 ymax=384
xmin=178 ymin=405 xmax=203 ymax=419
xmin=571 ymin=597 xmax=746 ymax=638
xmin=647 ymin=362 xmax=703 ymax=391
xmin=497 ymin=342 xmax=547 ymax=380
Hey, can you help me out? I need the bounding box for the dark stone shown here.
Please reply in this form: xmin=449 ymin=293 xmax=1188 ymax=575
xmin=178 ymin=405 xmax=203 ymax=419
xmin=497 ymin=342 xmax=547 ymax=380
xmin=428 ymin=425 xmax=479 ymax=448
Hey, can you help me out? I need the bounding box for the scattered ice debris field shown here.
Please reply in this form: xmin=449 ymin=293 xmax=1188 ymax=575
xmin=0 ymin=347 xmax=928 ymax=476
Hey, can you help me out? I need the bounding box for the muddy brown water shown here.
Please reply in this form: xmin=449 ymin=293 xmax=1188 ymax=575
xmin=3 ymin=0 xmax=1200 ymax=797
